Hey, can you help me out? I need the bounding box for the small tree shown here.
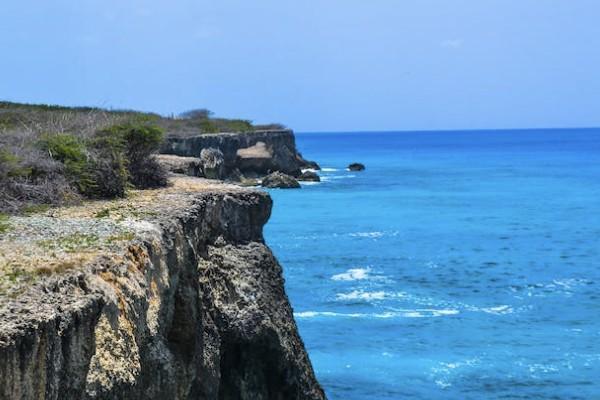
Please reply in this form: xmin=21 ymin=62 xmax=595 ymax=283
xmin=179 ymin=108 xmax=213 ymax=120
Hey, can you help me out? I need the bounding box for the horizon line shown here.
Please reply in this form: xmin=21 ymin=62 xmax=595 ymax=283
xmin=297 ymin=126 xmax=600 ymax=134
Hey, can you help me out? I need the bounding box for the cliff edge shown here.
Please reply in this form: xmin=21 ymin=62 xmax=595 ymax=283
xmin=161 ymin=130 xmax=319 ymax=179
xmin=0 ymin=177 xmax=325 ymax=400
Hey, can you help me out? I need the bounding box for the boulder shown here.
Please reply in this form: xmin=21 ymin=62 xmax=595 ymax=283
xmin=298 ymin=170 xmax=321 ymax=182
xmin=200 ymin=148 xmax=226 ymax=180
xmin=348 ymin=162 xmax=365 ymax=171
xmin=261 ymin=172 xmax=301 ymax=189
xmin=155 ymin=154 xmax=202 ymax=176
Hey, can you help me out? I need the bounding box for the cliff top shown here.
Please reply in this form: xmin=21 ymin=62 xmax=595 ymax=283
xmin=0 ymin=176 xmax=259 ymax=302
xmin=0 ymin=101 xmax=287 ymax=214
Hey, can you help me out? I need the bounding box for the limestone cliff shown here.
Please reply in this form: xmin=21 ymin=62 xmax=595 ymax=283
xmin=0 ymin=178 xmax=325 ymax=400
xmin=161 ymin=130 xmax=318 ymax=178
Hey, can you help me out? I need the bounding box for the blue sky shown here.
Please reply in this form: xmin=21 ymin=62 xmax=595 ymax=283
xmin=2 ymin=1 xmax=600 ymax=132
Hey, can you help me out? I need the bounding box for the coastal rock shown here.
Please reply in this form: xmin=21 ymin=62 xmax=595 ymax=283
xmin=298 ymin=171 xmax=321 ymax=182
xmin=0 ymin=177 xmax=325 ymax=400
xmin=162 ymin=130 xmax=315 ymax=178
xmin=236 ymin=141 xmax=274 ymax=174
xmin=155 ymin=154 xmax=202 ymax=176
xmin=200 ymin=147 xmax=226 ymax=180
xmin=296 ymin=153 xmax=321 ymax=171
xmin=261 ymin=172 xmax=301 ymax=189
xmin=348 ymin=162 xmax=365 ymax=171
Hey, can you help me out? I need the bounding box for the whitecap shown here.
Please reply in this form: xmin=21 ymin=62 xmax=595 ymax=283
xmin=321 ymin=167 xmax=338 ymax=172
xmin=480 ymin=305 xmax=513 ymax=315
xmin=300 ymin=181 xmax=321 ymax=186
xmin=350 ymin=231 xmax=384 ymax=239
xmin=336 ymin=290 xmax=386 ymax=301
xmin=331 ymin=267 xmax=371 ymax=281
xmin=294 ymin=308 xmax=459 ymax=319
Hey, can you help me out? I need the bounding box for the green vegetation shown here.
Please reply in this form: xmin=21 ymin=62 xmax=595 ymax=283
xmin=107 ymin=231 xmax=135 ymax=243
xmin=38 ymin=233 xmax=100 ymax=253
xmin=177 ymin=108 xmax=259 ymax=134
xmin=99 ymin=123 xmax=167 ymax=188
xmin=0 ymin=213 xmax=10 ymax=234
xmin=23 ymin=204 xmax=50 ymax=215
xmin=38 ymin=133 xmax=95 ymax=194
xmin=94 ymin=208 xmax=111 ymax=218
xmin=0 ymin=101 xmax=285 ymax=213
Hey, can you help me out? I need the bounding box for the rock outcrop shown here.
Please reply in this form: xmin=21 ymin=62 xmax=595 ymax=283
xmin=0 ymin=177 xmax=325 ymax=400
xmin=156 ymin=154 xmax=202 ymax=176
xmin=298 ymin=171 xmax=320 ymax=182
xmin=348 ymin=163 xmax=365 ymax=171
xmin=161 ymin=130 xmax=316 ymax=179
xmin=200 ymin=148 xmax=226 ymax=180
xmin=261 ymin=172 xmax=301 ymax=189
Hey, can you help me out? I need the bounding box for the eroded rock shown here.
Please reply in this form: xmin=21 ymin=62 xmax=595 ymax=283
xmin=298 ymin=171 xmax=321 ymax=182
xmin=0 ymin=177 xmax=324 ymax=400
xmin=261 ymin=172 xmax=301 ymax=189
xmin=155 ymin=154 xmax=202 ymax=176
xmin=200 ymin=148 xmax=226 ymax=180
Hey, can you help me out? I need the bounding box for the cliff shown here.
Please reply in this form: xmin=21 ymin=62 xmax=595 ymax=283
xmin=0 ymin=177 xmax=325 ymax=400
xmin=161 ymin=130 xmax=318 ymax=178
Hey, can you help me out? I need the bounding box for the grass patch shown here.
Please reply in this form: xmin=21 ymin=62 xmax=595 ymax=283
xmin=38 ymin=233 xmax=100 ymax=253
xmin=94 ymin=208 xmax=111 ymax=218
xmin=107 ymin=231 xmax=135 ymax=243
xmin=23 ymin=204 xmax=50 ymax=215
xmin=0 ymin=213 xmax=10 ymax=234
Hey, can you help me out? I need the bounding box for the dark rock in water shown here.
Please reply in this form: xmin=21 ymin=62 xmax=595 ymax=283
xmin=261 ymin=172 xmax=301 ymax=189
xmin=155 ymin=154 xmax=202 ymax=177
xmin=348 ymin=162 xmax=365 ymax=171
xmin=298 ymin=170 xmax=320 ymax=182
xmin=200 ymin=147 xmax=226 ymax=179
xmin=297 ymin=152 xmax=321 ymax=171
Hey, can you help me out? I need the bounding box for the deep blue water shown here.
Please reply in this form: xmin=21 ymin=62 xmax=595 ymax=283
xmin=263 ymin=129 xmax=600 ymax=400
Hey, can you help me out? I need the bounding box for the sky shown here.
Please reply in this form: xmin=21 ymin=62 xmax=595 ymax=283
xmin=1 ymin=0 xmax=600 ymax=132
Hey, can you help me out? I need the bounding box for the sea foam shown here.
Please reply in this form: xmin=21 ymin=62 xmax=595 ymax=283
xmin=294 ymin=309 xmax=459 ymax=319
xmin=331 ymin=268 xmax=371 ymax=281
xmin=336 ymin=290 xmax=386 ymax=301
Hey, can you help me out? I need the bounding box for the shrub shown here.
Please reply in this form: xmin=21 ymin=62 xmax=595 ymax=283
xmin=0 ymin=150 xmax=28 ymax=179
xmin=87 ymin=131 xmax=129 ymax=198
xmin=199 ymin=119 xmax=219 ymax=133
xmin=98 ymin=123 xmax=167 ymax=189
xmin=38 ymin=133 xmax=96 ymax=195
xmin=220 ymin=119 xmax=253 ymax=132
xmin=180 ymin=108 xmax=213 ymax=120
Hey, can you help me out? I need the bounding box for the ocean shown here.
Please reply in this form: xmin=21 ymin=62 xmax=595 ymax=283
xmin=263 ymin=129 xmax=600 ymax=400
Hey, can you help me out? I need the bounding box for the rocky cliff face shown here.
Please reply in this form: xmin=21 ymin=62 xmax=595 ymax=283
xmin=0 ymin=178 xmax=325 ymax=400
xmin=161 ymin=130 xmax=317 ymax=178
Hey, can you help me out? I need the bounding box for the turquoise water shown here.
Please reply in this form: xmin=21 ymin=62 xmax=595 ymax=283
xmin=263 ymin=130 xmax=600 ymax=400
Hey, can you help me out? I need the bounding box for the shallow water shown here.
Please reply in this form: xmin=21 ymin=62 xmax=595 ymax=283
xmin=263 ymin=129 xmax=600 ymax=399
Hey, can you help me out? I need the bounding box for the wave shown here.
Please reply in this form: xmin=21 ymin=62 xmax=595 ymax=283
xmin=331 ymin=267 xmax=371 ymax=281
xmin=509 ymin=277 xmax=592 ymax=298
xmin=349 ymin=230 xmax=400 ymax=239
xmin=336 ymin=290 xmax=386 ymax=301
xmin=299 ymin=181 xmax=321 ymax=186
xmin=320 ymin=167 xmax=339 ymax=172
xmin=349 ymin=231 xmax=384 ymax=239
xmin=333 ymin=287 xmax=518 ymax=316
xmin=294 ymin=308 xmax=459 ymax=319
